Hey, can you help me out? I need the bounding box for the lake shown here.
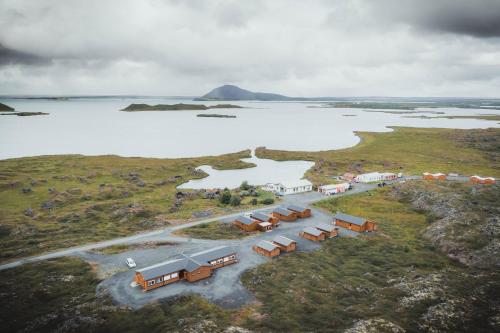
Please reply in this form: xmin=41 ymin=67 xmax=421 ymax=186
xmin=1 ymin=97 xmax=499 ymax=160
xmin=1 ymin=97 xmax=498 ymax=189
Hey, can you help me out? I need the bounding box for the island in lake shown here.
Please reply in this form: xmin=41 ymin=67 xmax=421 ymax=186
xmin=121 ymin=103 xmax=242 ymax=111
xmin=0 ymin=102 xmax=49 ymax=116
xmin=0 ymin=102 xmax=15 ymax=111
xmin=196 ymin=114 xmax=236 ymax=118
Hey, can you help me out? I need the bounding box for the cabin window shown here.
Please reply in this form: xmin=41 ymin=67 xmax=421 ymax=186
xmin=164 ymin=274 xmax=171 ymax=280
xmin=217 ymin=259 xmax=223 ymax=264
xmin=171 ymin=272 xmax=178 ymax=278
xmin=210 ymin=260 xmax=217 ymax=265
xmin=147 ymin=280 xmax=155 ymax=286
xmin=229 ymin=254 xmax=236 ymax=260
xmin=156 ymin=277 xmax=163 ymax=283
xmin=223 ymin=256 xmax=230 ymax=262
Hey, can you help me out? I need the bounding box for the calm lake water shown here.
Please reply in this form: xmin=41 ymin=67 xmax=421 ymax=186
xmin=1 ymin=97 xmax=498 ymax=189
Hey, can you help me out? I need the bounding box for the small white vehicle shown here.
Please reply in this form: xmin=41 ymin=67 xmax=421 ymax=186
xmin=125 ymin=257 xmax=136 ymax=268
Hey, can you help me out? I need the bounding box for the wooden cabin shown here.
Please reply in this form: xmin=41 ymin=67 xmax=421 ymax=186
xmin=232 ymin=215 xmax=260 ymax=232
xmin=315 ymin=224 xmax=338 ymax=238
xmin=253 ymin=240 xmax=281 ymax=258
xmin=300 ymin=227 xmax=326 ymax=242
xmin=333 ymin=212 xmax=377 ymax=232
xmin=134 ymin=246 xmax=237 ymax=291
xmin=470 ymin=175 xmax=496 ymax=185
xmin=286 ymin=204 xmax=312 ymax=218
xmin=252 ymin=212 xmax=280 ymax=226
xmin=272 ymin=207 xmax=298 ymax=221
xmin=272 ymin=235 xmax=297 ymax=253
xmin=423 ymin=172 xmax=446 ymax=181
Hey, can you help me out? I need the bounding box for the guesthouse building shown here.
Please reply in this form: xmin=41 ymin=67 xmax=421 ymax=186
xmin=253 ymin=240 xmax=281 ymax=258
xmin=423 ymin=172 xmax=446 ymax=181
xmin=251 ymin=212 xmax=280 ymax=226
xmin=286 ymin=204 xmax=312 ymax=218
xmin=272 ymin=207 xmax=298 ymax=221
xmin=315 ymin=224 xmax=338 ymax=238
xmin=263 ymin=179 xmax=313 ymax=196
xmin=233 ymin=215 xmax=260 ymax=232
xmin=317 ymin=183 xmax=350 ymax=195
xmin=134 ymin=246 xmax=237 ymax=291
xmin=272 ymin=235 xmax=297 ymax=252
xmin=300 ymin=227 xmax=326 ymax=242
xmin=333 ymin=212 xmax=377 ymax=232
xmin=470 ymin=175 xmax=496 ymax=185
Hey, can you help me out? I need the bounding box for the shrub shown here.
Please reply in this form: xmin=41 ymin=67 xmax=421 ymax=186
xmin=261 ymin=198 xmax=274 ymax=205
xmin=240 ymin=181 xmax=251 ymax=191
xmin=219 ymin=190 xmax=232 ymax=204
xmin=251 ymin=198 xmax=258 ymax=205
xmin=230 ymin=195 xmax=241 ymax=206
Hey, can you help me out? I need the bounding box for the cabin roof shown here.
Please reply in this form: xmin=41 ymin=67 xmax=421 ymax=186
xmin=303 ymin=227 xmax=323 ymax=236
xmin=259 ymin=222 xmax=272 ymax=227
xmin=190 ymin=246 xmax=236 ymax=264
xmin=273 ymin=207 xmax=294 ymax=216
xmin=251 ymin=212 xmax=270 ymax=221
xmin=235 ymin=215 xmax=257 ymax=225
xmin=256 ymin=240 xmax=279 ymax=252
xmin=333 ymin=212 xmax=366 ymax=226
xmin=273 ymin=235 xmax=296 ymax=246
xmin=136 ymin=246 xmax=236 ymax=280
xmin=287 ymin=204 xmax=307 ymax=212
xmin=280 ymin=179 xmax=312 ymax=188
xmin=316 ymin=223 xmax=335 ymax=232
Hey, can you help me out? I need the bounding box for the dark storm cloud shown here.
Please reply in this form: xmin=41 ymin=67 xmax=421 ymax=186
xmin=374 ymin=0 xmax=500 ymax=38
xmin=0 ymin=44 xmax=50 ymax=66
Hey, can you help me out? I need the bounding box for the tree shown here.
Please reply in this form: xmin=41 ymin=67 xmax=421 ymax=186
xmin=230 ymin=195 xmax=241 ymax=206
xmin=219 ymin=190 xmax=231 ymax=204
xmin=240 ymin=181 xmax=251 ymax=191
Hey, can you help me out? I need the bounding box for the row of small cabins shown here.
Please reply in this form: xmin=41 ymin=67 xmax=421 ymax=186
xmin=233 ymin=205 xmax=312 ymax=232
xmin=423 ymin=172 xmax=496 ymax=184
xmin=134 ymin=212 xmax=377 ymax=291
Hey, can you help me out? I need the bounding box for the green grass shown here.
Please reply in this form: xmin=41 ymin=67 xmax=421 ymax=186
xmin=256 ymin=127 xmax=500 ymax=184
xmin=0 ymin=150 xmax=264 ymax=262
xmin=240 ymin=187 xmax=500 ymax=332
xmin=176 ymin=221 xmax=250 ymax=240
xmin=0 ymin=257 xmax=232 ymax=333
xmin=91 ymin=241 xmax=176 ymax=255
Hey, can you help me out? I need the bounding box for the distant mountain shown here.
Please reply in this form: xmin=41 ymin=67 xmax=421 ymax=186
xmin=196 ymin=85 xmax=296 ymax=101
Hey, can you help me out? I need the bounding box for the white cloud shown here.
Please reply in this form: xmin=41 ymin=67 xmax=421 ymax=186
xmin=0 ymin=0 xmax=499 ymax=96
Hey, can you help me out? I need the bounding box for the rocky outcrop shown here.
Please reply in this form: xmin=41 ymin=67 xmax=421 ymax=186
xmin=344 ymin=318 xmax=405 ymax=333
xmin=391 ymin=181 xmax=500 ymax=268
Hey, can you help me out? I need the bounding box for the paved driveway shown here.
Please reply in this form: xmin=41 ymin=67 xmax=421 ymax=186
xmin=95 ymin=187 xmax=375 ymax=309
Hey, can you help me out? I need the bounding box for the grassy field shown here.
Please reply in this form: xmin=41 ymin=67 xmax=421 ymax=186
xmin=174 ymin=221 xmax=251 ymax=240
xmin=0 ymin=150 xmax=273 ymax=262
xmin=240 ymin=185 xmax=500 ymax=332
xmin=1 ymin=183 xmax=499 ymax=332
xmin=90 ymin=241 xmax=176 ymax=255
xmin=256 ymin=127 xmax=500 ymax=184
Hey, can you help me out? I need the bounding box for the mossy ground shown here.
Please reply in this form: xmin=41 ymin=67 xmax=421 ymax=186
xmin=174 ymin=221 xmax=251 ymax=240
xmin=256 ymin=127 xmax=500 ymax=184
xmin=0 ymin=150 xmax=266 ymax=262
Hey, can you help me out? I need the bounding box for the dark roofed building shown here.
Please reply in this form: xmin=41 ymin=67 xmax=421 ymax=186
xmin=134 ymin=246 xmax=237 ymax=291
xmin=253 ymin=240 xmax=281 ymax=257
xmin=233 ymin=215 xmax=260 ymax=231
xmin=272 ymin=235 xmax=297 ymax=252
xmin=315 ymin=223 xmax=338 ymax=238
xmin=300 ymin=226 xmax=326 ymax=242
xmin=333 ymin=212 xmax=377 ymax=232
xmin=286 ymin=204 xmax=312 ymax=218
xmin=272 ymin=207 xmax=298 ymax=221
xmin=252 ymin=212 xmax=280 ymax=225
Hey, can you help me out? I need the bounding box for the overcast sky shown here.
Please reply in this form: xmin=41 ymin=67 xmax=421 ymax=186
xmin=1 ymin=0 xmax=500 ymax=97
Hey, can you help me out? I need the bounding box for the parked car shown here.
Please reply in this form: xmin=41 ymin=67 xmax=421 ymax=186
xmin=125 ymin=257 xmax=136 ymax=268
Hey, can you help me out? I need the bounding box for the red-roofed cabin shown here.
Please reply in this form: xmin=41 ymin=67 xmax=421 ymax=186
xmin=470 ymin=175 xmax=496 ymax=185
xmin=423 ymin=172 xmax=446 ymax=181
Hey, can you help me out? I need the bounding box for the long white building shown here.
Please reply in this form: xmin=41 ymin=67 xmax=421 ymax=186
xmin=263 ymin=179 xmax=313 ymax=195
xmin=355 ymin=172 xmax=396 ymax=183
xmin=317 ymin=183 xmax=350 ymax=195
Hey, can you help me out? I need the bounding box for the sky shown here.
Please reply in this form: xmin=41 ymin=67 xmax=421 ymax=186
xmin=1 ymin=0 xmax=500 ymax=97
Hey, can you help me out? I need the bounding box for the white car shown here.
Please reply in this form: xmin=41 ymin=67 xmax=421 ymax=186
xmin=125 ymin=257 xmax=136 ymax=268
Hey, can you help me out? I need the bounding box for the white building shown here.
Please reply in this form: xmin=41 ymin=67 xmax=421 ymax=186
xmin=355 ymin=172 xmax=397 ymax=183
xmin=317 ymin=183 xmax=350 ymax=195
xmin=263 ymin=179 xmax=313 ymax=195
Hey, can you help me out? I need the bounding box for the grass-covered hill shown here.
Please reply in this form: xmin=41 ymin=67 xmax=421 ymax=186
xmin=121 ymin=103 xmax=242 ymax=111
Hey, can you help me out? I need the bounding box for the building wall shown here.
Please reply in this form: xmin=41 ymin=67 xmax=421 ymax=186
xmin=138 ymin=271 xmax=182 ymax=291
xmin=273 ymin=242 xmax=297 ymax=252
xmin=300 ymin=232 xmax=325 ymax=242
xmin=233 ymin=220 xmax=257 ymax=232
xmin=318 ymin=229 xmax=338 ymax=238
xmin=272 ymin=211 xmax=298 ymax=221
xmin=423 ymin=174 xmax=446 ymax=180
xmin=253 ymin=245 xmax=280 ymax=257
xmin=185 ymin=266 xmax=212 ymax=282
xmin=335 ymin=219 xmax=376 ymax=232
xmin=208 ymin=254 xmax=237 ymax=269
